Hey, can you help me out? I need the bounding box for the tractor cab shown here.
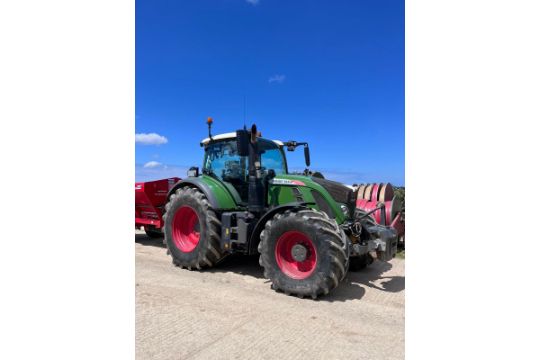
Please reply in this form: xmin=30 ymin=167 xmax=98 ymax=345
xmin=201 ymin=133 xmax=288 ymax=204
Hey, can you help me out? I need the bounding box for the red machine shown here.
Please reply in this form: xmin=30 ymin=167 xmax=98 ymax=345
xmin=135 ymin=177 xmax=180 ymax=237
xmin=356 ymin=183 xmax=405 ymax=246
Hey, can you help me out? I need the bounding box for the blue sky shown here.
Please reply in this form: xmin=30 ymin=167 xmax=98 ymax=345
xmin=136 ymin=0 xmax=404 ymax=185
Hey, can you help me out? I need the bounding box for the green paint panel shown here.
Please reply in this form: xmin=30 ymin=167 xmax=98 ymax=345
xmin=269 ymin=174 xmax=346 ymax=224
xmin=198 ymin=174 xmax=238 ymax=210
xmin=192 ymin=174 xmax=346 ymax=223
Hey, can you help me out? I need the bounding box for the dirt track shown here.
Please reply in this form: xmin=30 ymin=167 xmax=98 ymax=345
xmin=135 ymin=230 xmax=404 ymax=359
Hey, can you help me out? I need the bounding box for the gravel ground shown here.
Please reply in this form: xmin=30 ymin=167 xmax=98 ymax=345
xmin=135 ymin=230 xmax=404 ymax=360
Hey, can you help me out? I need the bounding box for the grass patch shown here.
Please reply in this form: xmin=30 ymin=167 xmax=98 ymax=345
xmin=396 ymin=249 xmax=405 ymax=259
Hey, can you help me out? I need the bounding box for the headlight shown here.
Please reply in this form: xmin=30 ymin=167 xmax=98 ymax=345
xmin=340 ymin=204 xmax=349 ymax=217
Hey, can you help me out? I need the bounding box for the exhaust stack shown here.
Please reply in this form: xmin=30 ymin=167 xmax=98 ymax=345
xmin=247 ymin=124 xmax=265 ymax=213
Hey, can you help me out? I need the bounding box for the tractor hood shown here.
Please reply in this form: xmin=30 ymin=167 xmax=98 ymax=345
xmin=268 ymin=174 xmax=356 ymax=224
xmin=310 ymin=177 xmax=355 ymax=206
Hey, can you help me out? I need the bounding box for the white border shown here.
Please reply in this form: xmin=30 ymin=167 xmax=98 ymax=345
xmin=407 ymin=1 xmax=540 ymax=358
xmin=0 ymin=1 xmax=134 ymax=358
xmin=1 ymin=1 xmax=540 ymax=358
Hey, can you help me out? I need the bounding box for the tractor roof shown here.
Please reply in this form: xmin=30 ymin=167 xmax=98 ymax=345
xmin=200 ymin=132 xmax=284 ymax=147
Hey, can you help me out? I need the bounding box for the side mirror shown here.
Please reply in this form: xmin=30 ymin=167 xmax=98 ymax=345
xmin=304 ymin=146 xmax=311 ymax=167
xmin=187 ymin=166 xmax=199 ymax=177
xmin=236 ymin=129 xmax=250 ymax=156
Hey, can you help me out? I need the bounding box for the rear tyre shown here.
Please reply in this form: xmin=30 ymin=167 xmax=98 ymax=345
xmin=259 ymin=209 xmax=349 ymax=299
xmin=163 ymin=187 xmax=225 ymax=270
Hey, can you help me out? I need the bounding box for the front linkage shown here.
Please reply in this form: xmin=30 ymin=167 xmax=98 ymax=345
xmin=342 ymin=207 xmax=399 ymax=263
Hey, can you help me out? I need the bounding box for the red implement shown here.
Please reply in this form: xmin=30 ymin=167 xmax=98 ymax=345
xmin=355 ymin=182 xmax=405 ymax=241
xmin=378 ymin=183 xmax=395 ymax=202
xmin=370 ymin=183 xmax=382 ymax=202
xmin=135 ymin=177 xmax=181 ymax=230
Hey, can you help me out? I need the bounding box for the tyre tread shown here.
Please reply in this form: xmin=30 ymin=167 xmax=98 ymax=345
xmin=162 ymin=187 xmax=224 ymax=269
xmin=259 ymin=209 xmax=348 ymax=299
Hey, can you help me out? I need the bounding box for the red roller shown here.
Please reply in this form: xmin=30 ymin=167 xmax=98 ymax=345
xmin=371 ymin=183 xmax=382 ymax=202
xmin=357 ymin=184 xmax=366 ymax=201
xmin=363 ymin=184 xmax=373 ymax=200
xmin=391 ymin=196 xmax=402 ymax=222
xmin=357 ymin=199 xmax=385 ymax=224
xmin=382 ymin=196 xmax=402 ymax=225
xmin=375 ymin=207 xmax=382 ymax=224
xmin=356 ymin=198 xmax=369 ymax=209
xmin=384 ymin=199 xmax=396 ymax=225
xmin=384 ymin=200 xmax=392 ymax=225
xmin=378 ymin=183 xmax=395 ymax=202
xmin=363 ymin=201 xmax=380 ymax=223
xmin=358 ymin=200 xmax=396 ymax=225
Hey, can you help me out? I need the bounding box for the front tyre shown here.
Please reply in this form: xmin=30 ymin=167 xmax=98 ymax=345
xmin=259 ymin=209 xmax=349 ymax=299
xmin=163 ymin=187 xmax=224 ymax=270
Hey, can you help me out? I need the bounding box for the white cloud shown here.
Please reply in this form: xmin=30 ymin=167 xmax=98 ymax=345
xmin=135 ymin=133 xmax=168 ymax=145
xmin=246 ymin=0 xmax=260 ymax=5
xmin=143 ymin=161 xmax=163 ymax=169
xmin=136 ymin=164 xmax=189 ymax=182
xmin=268 ymin=74 xmax=286 ymax=84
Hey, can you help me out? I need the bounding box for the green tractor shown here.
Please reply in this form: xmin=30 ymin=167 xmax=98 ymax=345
xmin=163 ymin=120 xmax=398 ymax=298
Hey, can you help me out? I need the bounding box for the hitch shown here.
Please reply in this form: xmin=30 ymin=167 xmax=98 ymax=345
xmin=366 ymin=226 xmax=398 ymax=261
xmin=347 ymin=218 xmax=398 ymax=262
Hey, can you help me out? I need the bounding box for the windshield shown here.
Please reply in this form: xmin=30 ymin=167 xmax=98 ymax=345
xmin=203 ymin=138 xmax=287 ymax=181
xmin=259 ymin=139 xmax=287 ymax=174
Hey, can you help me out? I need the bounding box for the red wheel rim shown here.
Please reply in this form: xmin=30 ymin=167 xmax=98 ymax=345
xmin=172 ymin=206 xmax=200 ymax=252
xmin=356 ymin=198 xmax=369 ymax=209
xmin=275 ymin=231 xmax=317 ymax=280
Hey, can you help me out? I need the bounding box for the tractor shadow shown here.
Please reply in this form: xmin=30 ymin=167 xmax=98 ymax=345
xmin=206 ymin=256 xmax=405 ymax=301
xmin=135 ymin=233 xmax=166 ymax=248
xmin=320 ymin=261 xmax=405 ymax=302
xmin=208 ymin=254 xmax=265 ymax=279
xmin=134 ymin=233 xmax=404 ymax=301
xmin=134 ymin=233 xmax=264 ymax=278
